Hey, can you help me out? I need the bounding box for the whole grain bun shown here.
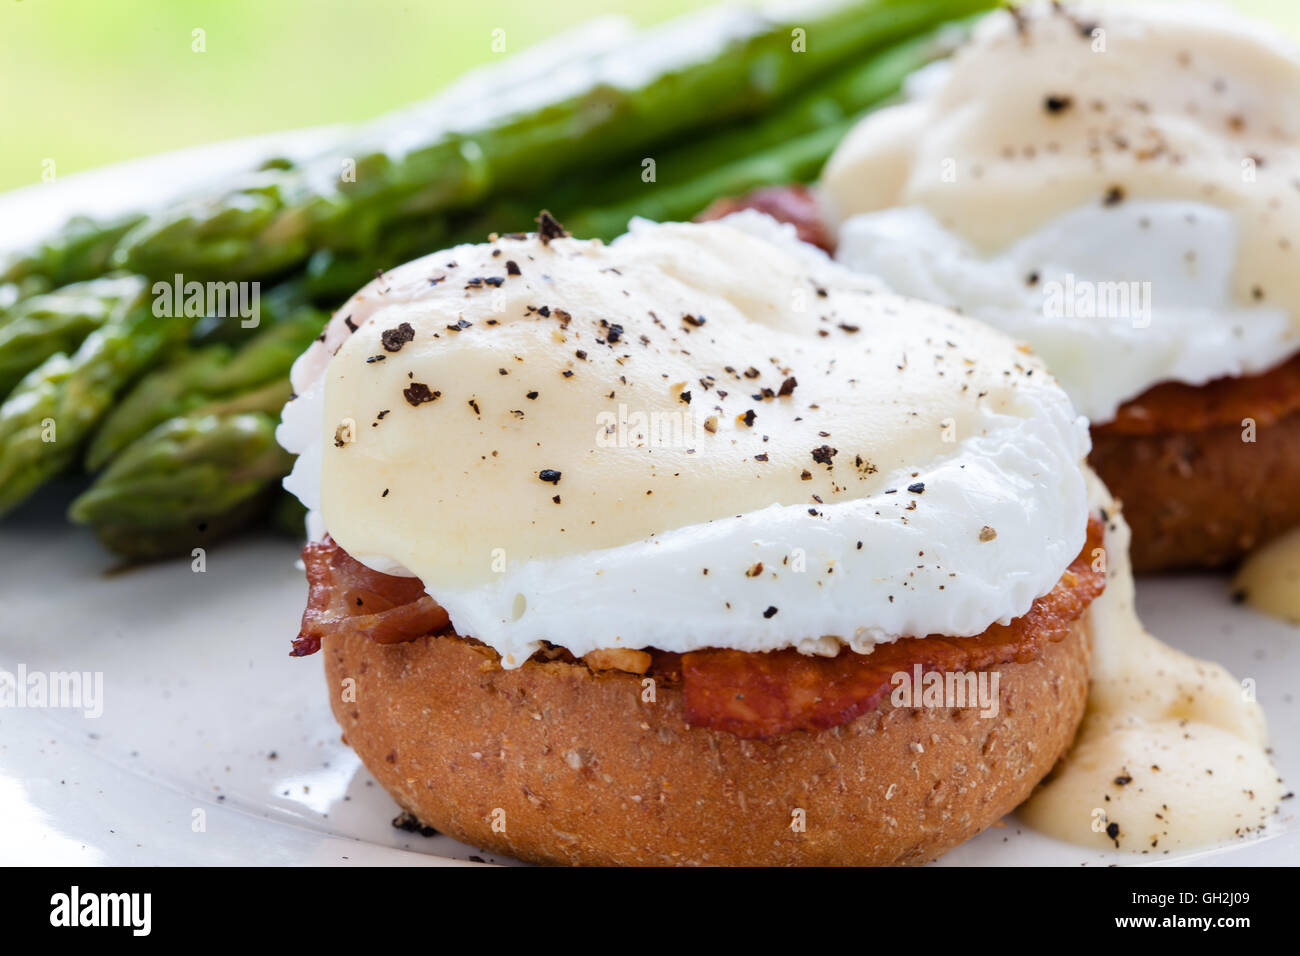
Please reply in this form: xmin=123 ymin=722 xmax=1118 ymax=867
xmin=1089 ymin=410 xmax=1300 ymax=572
xmin=323 ymin=617 xmax=1091 ymax=866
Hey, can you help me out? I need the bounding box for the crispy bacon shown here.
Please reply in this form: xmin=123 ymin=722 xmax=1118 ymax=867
xmin=696 ymin=185 xmax=834 ymax=252
xmin=1097 ymin=352 xmax=1300 ymax=436
xmin=293 ymin=521 xmax=1105 ymax=741
xmin=293 ymin=537 xmax=450 ymax=657
xmin=680 ymin=517 xmax=1106 ymax=738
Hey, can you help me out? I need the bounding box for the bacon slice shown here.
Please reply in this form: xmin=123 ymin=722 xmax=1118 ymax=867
xmin=696 ymin=185 xmax=834 ymax=252
xmin=1097 ymin=353 xmax=1300 ymax=436
xmin=680 ymin=517 xmax=1106 ymax=738
xmin=293 ymin=537 xmax=450 ymax=657
xmin=293 ymin=521 xmax=1105 ymax=741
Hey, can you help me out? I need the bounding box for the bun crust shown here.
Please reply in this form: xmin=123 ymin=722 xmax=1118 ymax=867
xmin=1090 ymin=410 xmax=1300 ymax=572
xmin=323 ymin=619 xmax=1091 ymax=866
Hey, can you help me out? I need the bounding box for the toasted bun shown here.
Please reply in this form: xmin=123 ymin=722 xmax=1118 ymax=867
xmin=322 ymin=617 xmax=1091 ymax=866
xmin=1090 ymin=409 xmax=1300 ymax=572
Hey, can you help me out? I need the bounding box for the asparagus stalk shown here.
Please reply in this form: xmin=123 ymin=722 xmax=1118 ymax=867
xmin=563 ymin=122 xmax=854 ymax=240
xmin=0 ymin=275 xmax=147 ymax=398
xmin=318 ymin=9 xmax=984 ymax=293
xmin=1 ymin=20 xmax=636 ymax=294
xmin=187 ymin=277 xmax=315 ymax=345
xmin=111 ymin=18 xmax=631 ymax=282
xmin=302 ymin=217 xmax=453 ymax=301
xmin=0 ymin=276 xmax=54 ymax=311
xmin=0 ymin=213 xmax=145 ymax=287
xmin=68 ymin=411 xmax=293 ymax=560
xmin=66 ymin=291 xmax=324 ymax=552
xmin=119 ymin=0 xmax=986 ymax=281
xmin=85 ymin=302 xmax=326 ymax=469
xmin=0 ymin=285 xmax=194 ymax=515
xmin=461 ymin=18 xmax=970 ymax=242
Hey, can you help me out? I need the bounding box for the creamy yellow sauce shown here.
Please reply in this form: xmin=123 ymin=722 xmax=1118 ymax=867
xmin=1233 ymin=525 xmax=1300 ymax=625
xmin=309 ymin=219 xmax=1078 ymax=592
xmin=821 ymin=2 xmax=1300 ymax=330
xmin=1021 ymin=480 xmax=1283 ymax=853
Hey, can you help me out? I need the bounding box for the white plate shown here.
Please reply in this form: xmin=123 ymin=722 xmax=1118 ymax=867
xmin=1 ymin=135 xmax=1296 ymax=868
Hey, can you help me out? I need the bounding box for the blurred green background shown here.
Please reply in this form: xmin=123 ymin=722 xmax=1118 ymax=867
xmin=1 ymin=0 xmax=1297 ymax=194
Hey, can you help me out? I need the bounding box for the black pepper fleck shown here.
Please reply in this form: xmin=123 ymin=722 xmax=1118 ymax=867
xmin=811 ymin=445 xmax=837 ymax=466
xmin=536 ymin=210 xmax=569 ymax=243
xmin=381 ymin=322 xmax=415 ymax=352
xmin=403 ymin=383 xmax=440 ymax=406
xmin=1044 ymin=93 xmax=1074 ymax=114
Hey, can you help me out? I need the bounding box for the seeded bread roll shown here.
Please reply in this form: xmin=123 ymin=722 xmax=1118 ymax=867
xmin=323 ymin=618 xmax=1091 ymax=866
xmin=1089 ymin=411 xmax=1300 ymax=572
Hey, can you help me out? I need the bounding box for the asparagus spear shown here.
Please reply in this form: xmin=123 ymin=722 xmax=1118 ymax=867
xmin=312 ymin=8 xmax=984 ymax=295
xmin=0 ymin=276 xmax=53 ymax=311
xmin=303 ymin=216 xmax=453 ymax=301
xmin=111 ymin=18 xmax=632 ymax=283
xmin=564 ymin=122 xmax=854 ymax=240
xmin=0 ymin=285 xmax=194 ymax=515
xmin=64 ymin=288 xmax=323 ymax=552
xmin=2 ymin=21 xmax=636 ymax=293
xmin=460 ymin=18 xmax=969 ymax=243
xmin=0 ymin=213 xmax=145 ymax=287
xmin=85 ymin=303 xmax=326 ymax=469
xmin=119 ymin=0 xmax=986 ymax=281
xmin=118 ymin=172 xmax=319 ymax=282
xmin=320 ymin=0 xmax=992 ymax=231
xmin=0 ymin=275 xmax=147 ymax=398
xmin=188 ymin=277 xmax=315 ymax=345
xmin=68 ymin=411 xmax=293 ymax=560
